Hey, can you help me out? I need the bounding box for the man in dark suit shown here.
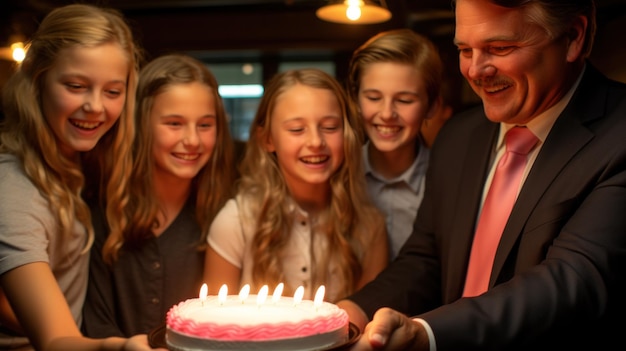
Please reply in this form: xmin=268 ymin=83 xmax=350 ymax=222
xmin=338 ymin=0 xmax=626 ymax=350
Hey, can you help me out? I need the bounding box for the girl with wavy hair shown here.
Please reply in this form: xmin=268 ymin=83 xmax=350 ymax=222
xmin=0 ymin=4 xmax=160 ymax=351
xmin=83 ymin=54 xmax=235 ymax=338
xmin=204 ymin=68 xmax=387 ymax=302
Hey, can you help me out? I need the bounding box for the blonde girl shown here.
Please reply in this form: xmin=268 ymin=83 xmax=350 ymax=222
xmin=0 ymin=4 xmax=163 ymax=351
xmin=83 ymin=54 xmax=234 ymax=338
xmin=204 ymin=68 xmax=387 ymax=302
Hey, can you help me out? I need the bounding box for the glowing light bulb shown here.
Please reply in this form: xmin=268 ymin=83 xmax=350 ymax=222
xmin=346 ymin=5 xmax=361 ymax=21
xmin=11 ymin=42 xmax=25 ymax=63
xmin=345 ymin=0 xmax=363 ymax=21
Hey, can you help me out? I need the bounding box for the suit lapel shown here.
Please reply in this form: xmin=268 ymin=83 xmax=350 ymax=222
xmin=490 ymin=66 xmax=603 ymax=285
xmin=447 ymin=119 xmax=499 ymax=300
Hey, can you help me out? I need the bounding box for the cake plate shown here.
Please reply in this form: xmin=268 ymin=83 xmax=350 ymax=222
xmin=149 ymin=322 xmax=360 ymax=351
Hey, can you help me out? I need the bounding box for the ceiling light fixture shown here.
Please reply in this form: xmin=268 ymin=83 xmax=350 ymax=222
xmin=316 ymin=0 xmax=391 ymax=25
xmin=10 ymin=42 xmax=26 ymax=62
xmin=0 ymin=42 xmax=26 ymax=63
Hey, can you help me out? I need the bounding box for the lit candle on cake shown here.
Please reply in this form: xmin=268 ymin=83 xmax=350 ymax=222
xmin=218 ymin=284 xmax=228 ymax=305
xmin=272 ymin=283 xmax=284 ymax=304
xmin=239 ymin=284 xmax=250 ymax=303
xmin=313 ymin=285 xmax=325 ymax=311
xmin=293 ymin=286 xmax=304 ymax=306
xmin=257 ymin=285 xmax=268 ymax=307
xmin=199 ymin=283 xmax=208 ymax=306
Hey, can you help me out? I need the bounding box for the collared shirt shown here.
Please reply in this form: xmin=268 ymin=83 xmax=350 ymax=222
xmin=479 ymin=66 xmax=586 ymax=212
xmin=208 ymin=195 xmax=342 ymax=302
xmin=83 ymin=200 xmax=205 ymax=337
xmin=363 ymin=141 xmax=429 ymax=260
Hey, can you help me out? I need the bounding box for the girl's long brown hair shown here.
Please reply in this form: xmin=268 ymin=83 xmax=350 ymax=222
xmin=237 ymin=68 xmax=384 ymax=300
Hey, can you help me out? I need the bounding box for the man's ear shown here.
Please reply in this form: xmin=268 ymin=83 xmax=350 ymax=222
xmin=259 ymin=126 xmax=275 ymax=152
xmin=566 ymin=15 xmax=588 ymax=62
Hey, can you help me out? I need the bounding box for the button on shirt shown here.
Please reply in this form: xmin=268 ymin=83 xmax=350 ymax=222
xmin=363 ymin=141 xmax=429 ymax=260
xmin=208 ymin=196 xmax=340 ymax=301
xmin=283 ymin=209 xmax=316 ymax=291
xmin=82 ymin=201 xmax=205 ymax=338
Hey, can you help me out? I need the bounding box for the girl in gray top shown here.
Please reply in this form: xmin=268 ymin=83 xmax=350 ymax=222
xmin=0 ymin=4 xmax=160 ymax=351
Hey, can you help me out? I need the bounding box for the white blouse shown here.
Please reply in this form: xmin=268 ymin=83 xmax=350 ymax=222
xmin=207 ymin=195 xmax=341 ymax=302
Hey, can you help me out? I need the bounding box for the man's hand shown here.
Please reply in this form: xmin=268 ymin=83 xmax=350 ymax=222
xmin=350 ymin=308 xmax=429 ymax=351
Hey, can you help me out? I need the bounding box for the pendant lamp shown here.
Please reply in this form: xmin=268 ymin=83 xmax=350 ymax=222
xmin=316 ymin=0 xmax=391 ymax=25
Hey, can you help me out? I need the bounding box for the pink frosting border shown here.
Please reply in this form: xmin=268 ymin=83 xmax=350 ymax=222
xmin=166 ymin=298 xmax=349 ymax=341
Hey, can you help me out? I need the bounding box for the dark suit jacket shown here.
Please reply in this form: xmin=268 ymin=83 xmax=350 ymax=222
xmin=349 ymin=64 xmax=626 ymax=350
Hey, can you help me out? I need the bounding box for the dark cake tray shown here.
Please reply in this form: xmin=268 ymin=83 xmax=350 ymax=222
xmin=149 ymin=322 xmax=360 ymax=351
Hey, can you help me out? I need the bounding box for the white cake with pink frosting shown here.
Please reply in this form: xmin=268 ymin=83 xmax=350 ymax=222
xmin=165 ymin=293 xmax=350 ymax=351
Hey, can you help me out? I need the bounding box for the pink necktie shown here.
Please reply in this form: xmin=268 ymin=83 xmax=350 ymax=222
xmin=463 ymin=126 xmax=538 ymax=297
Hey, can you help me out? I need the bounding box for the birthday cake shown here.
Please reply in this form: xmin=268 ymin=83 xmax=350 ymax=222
xmin=165 ymin=286 xmax=350 ymax=351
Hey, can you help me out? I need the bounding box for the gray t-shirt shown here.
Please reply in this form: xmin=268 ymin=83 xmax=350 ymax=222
xmin=0 ymin=154 xmax=89 ymax=349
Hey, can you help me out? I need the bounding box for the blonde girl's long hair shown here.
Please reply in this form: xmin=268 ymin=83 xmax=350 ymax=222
xmin=102 ymin=54 xmax=235 ymax=263
xmin=238 ymin=68 xmax=383 ymax=300
xmin=0 ymin=4 xmax=141 ymax=254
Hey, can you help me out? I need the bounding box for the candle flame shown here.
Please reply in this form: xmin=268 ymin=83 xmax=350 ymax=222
xmin=239 ymin=284 xmax=250 ymax=302
xmin=199 ymin=283 xmax=208 ymax=300
xmin=218 ymin=284 xmax=228 ymax=305
xmin=272 ymin=283 xmax=284 ymax=303
xmin=293 ymin=286 xmax=304 ymax=306
xmin=257 ymin=285 xmax=268 ymax=306
xmin=313 ymin=285 xmax=325 ymax=308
